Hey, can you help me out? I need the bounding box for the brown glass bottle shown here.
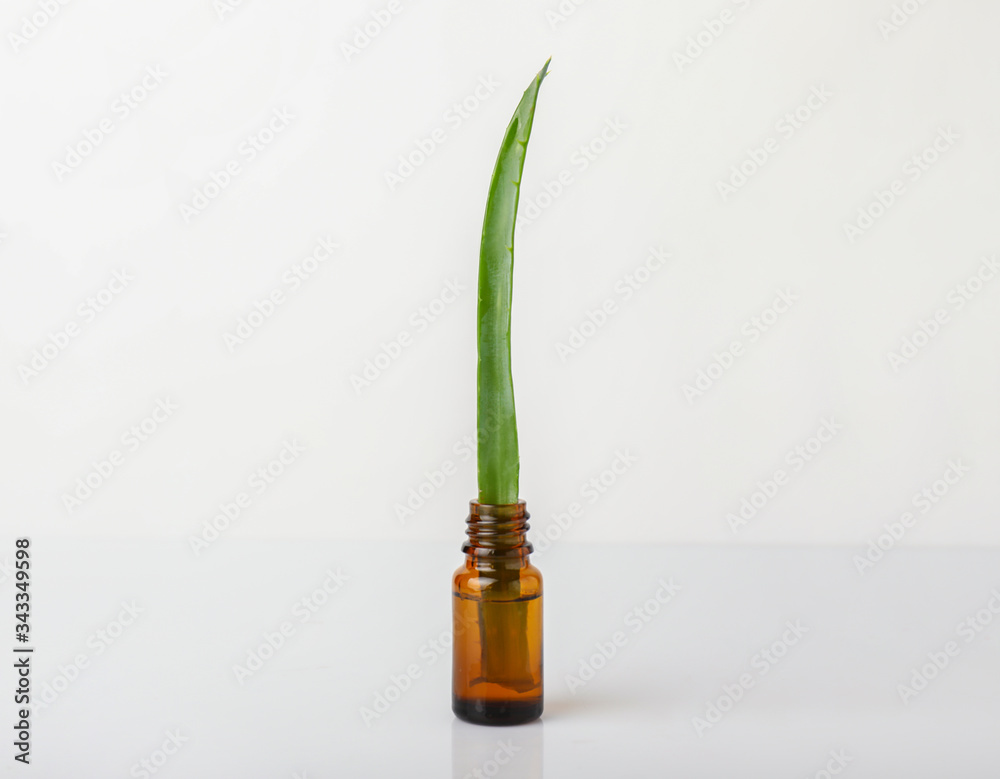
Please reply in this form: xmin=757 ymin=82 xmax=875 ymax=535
xmin=453 ymin=500 xmax=543 ymax=725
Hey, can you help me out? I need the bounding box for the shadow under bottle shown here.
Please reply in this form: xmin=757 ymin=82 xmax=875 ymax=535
xmin=452 ymin=500 xmax=543 ymax=725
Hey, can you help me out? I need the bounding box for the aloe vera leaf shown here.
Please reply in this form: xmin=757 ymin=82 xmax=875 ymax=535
xmin=477 ymin=59 xmax=550 ymax=506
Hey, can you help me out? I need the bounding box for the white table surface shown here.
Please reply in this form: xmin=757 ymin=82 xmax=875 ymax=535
xmin=9 ymin=538 xmax=1000 ymax=778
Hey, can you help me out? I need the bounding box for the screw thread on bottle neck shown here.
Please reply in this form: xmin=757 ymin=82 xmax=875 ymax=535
xmin=462 ymin=500 xmax=532 ymax=561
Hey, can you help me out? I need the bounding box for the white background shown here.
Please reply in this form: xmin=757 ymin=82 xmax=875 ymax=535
xmin=1 ymin=0 xmax=999 ymax=776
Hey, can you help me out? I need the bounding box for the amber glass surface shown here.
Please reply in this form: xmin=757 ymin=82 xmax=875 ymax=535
xmin=453 ymin=500 xmax=543 ymax=725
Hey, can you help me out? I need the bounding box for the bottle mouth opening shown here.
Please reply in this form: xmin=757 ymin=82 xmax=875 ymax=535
xmin=469 ymin=499 xmax=527 ymax=518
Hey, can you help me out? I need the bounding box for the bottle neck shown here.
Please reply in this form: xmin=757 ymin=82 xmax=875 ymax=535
xmin=462 ymin=500 xmax=532 ymax=567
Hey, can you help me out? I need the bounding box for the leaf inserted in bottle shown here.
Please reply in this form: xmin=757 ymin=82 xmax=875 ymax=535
xmin=476 ymin=59 xmax=550 ymax=506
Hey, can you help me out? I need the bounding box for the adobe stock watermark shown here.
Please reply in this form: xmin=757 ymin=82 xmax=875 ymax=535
xmin=842 ymin=126 xmax=959 ymax=243
xmin=852 ymin=458 xmax=970 ymax=574
xmin=877 ymin=0 xmax=931 ymax=40
xmin=555 ymin=247 xmax=669 ymax=360
xmin=61 ymin=398 xmax=178 ymax=514
xmin=385 ymin=76 xmax=501 ymax=192
xmin=17 ymin=268 xmax=133 ymax=384
xmin=223 ymin=236 xmax=340 ymax=352
xmin=350 ymin=278 xmax=464 ymax=394
xmin=692 ymin=620 xmax=809 ymax=736
xmin=361 ymin=609 xmax=481 ymax=727
xmin=460 ymin=740 xmax=521 ymax=779
xmin=341 ymin=0 xmax=404 ymax=63
xmin=34 ymin=601 xmax=143 ymax=712
xmin=52 ymin=65 xmax=168 ymax=182
xmin=727 ymin=417 xmax=843 ymax=533
xmin=673 ymin=0 xmax=757 ymax=73
xmin=545 ymin=0 xmax=590 ymax=30
xmin=897 ymin=586 xmax=1000 ymax=705
xmin=885 ymin=254 xmax=998 ymax=372
xmin=394 ymin=433 xmax=475 ymax=524
xmin=188 ymin=439 xmax=306 ymax=555
xmin=8 ymin=0 xmax=73 ymax=54
xmin=806 ymin=749 xmax=854 ymax=779
xmin=565 ymin=578 xmax=681 ymax=693
xmin=516 ymin=118 xmax=627 ymax=232
xmin=533 ymin=449 xmax=638 ymax=553
xmin=130 ymin=730 xmax=188 ymax=779
xmin=178 ymin=107 xmax=295 ymax=223
xmin=214 ymin=0 xmax=249 ymax=22
xmin=716 ymin=85 xmax=833 ymax=201
xmin=0 ymin=558 xmax=15 ymax=588
xmin=232 ymin=568 xmax=350 ymax=684
xmin=682 ymin=288 xmax=798 ymax=404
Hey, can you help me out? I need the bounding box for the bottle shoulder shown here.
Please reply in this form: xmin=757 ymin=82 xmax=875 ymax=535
xmin=453 ymin=559 xmax=542 ymax=598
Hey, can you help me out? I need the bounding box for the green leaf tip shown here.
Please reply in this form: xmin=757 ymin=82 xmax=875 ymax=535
xmin=476 ymin=60 xmax=550 ymax=506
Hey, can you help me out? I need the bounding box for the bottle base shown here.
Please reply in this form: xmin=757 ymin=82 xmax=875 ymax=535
xmin=452 ymin=695 xmax=543 ymax=726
